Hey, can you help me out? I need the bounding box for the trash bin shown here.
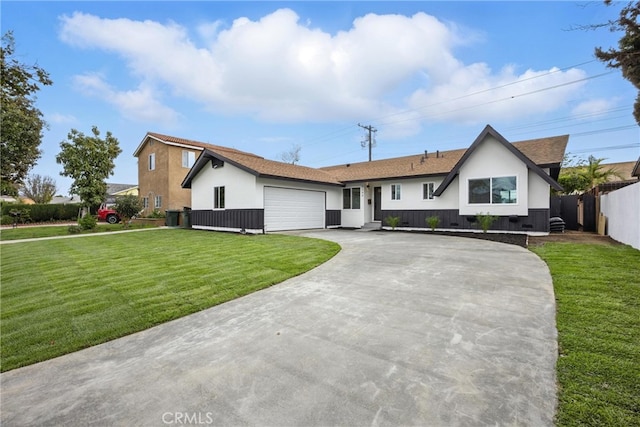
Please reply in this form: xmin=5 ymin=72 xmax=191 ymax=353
xmin=181 ymin=208 xmax=191 ymax=229
xmin=165 ymin=210 xmax=180 ymax=227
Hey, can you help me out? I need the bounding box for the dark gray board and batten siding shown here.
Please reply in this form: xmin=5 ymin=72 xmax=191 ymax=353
xmin=191 ymin=209 xmax=342 ymax=231
xmin=381 ymin=209 xmax=550 ymax=232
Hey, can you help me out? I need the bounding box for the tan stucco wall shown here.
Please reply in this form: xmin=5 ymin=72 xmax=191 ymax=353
xmin=137 ymin=138 xmax=197 ymax=215
xmin=167 ymin=147 xmax=195 ymax=211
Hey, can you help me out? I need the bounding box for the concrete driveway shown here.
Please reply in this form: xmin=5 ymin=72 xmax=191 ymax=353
xmin=0 ymin=230 xmax=557 ymax=426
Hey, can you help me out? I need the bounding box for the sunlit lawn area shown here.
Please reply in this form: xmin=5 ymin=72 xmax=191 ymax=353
xmin=0 ymin=229 xmax=340 ymax=372
xmin=531 ymin=243 xmax=640 ymax=426
xmin=0 ymin=223 xmax=156 ymax=241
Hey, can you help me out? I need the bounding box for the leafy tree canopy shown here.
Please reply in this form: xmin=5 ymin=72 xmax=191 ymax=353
xmin=595 ymin=1 xmax=640 ymax=124
xmin=1 ymin=31 xmax=53 ymax=196
xmin=20 ymin=173 xmax=57 ymax=204
xmin=56 ymin=126 xmax=122 ymax=211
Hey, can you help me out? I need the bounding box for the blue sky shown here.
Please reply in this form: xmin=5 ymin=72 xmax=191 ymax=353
xmin=3 ymin=1 xmax=639 ymax=195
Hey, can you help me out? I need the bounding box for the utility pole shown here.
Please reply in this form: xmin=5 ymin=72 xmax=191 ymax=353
xmin=358 ymin=123 xmax=377 ymax=162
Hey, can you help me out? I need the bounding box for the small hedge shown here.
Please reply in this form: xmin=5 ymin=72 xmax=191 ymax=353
xmin=0 ymin=203 xmax=82 ymax=223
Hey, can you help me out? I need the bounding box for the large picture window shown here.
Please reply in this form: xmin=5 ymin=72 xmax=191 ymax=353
xmin=342 ymin=188 xmax=361 ymax=209
xmin=391 ymin=184 xmax=401 ymax=200
xmin=214 ymin=186 xmax=225 ymax=209
xmin=469 ymin=176 xmax=517 ymax=204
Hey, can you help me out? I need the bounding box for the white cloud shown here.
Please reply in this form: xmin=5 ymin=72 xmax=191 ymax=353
xmin=47 ymin=112 xmax=77 ymax=124
xmin=59 ymin=9 xmax=588 ymax=135
xmin=72 ymin=72 xmax=180 ymax=124
xmin=571 ymin=98 xmax=619 ymax=119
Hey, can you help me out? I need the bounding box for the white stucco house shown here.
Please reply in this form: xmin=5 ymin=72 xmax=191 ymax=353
xmin=179 ymin=125 xmax=568 ymax=234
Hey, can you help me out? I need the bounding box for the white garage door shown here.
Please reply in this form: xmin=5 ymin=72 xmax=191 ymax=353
xmin=264 ymin=187 xmax=325 ymax=232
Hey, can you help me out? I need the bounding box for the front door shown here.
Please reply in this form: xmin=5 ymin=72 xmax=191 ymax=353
xmin=374 ymin=186 xmax=382 ymax=221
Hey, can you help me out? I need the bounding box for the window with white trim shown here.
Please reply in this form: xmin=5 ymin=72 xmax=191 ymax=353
xmin=214 ymin=186 xmax=225 ymax=209
xmin=148 ymin=153 xmax=155 ymax=171
xmin=142 ymin=197 xmax=149 ymax=209
xmin=182 ymin=150 xmax=196 ymax=168
xmin=342 ymin=188 xmax=361 ymax=209
xmin=391 ymin=184 xmax=401 ymax=200
xmin=469 ymin=176 xmax=517 ymax=204
xmin=423 ymin=182 xmax=435 ymax=200
xmin=154 ymin=195 xmax=162 ymax=209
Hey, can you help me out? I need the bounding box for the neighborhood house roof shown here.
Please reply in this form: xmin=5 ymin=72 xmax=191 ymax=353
xmin=597 ymin=160 xmax=639 ymax=182
xmin=106 ymin=183 xmax=138 ymax=195
xmin=134 ymin=132 xmax=261 ymax=159
xmin=164 ymin=126 xmax=569 ymax=189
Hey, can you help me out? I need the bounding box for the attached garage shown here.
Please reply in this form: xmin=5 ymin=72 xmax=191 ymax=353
xmin=264 ymin=186 xmax=326 ymax=231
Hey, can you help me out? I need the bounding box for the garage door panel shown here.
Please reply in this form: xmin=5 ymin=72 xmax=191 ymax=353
xmin=264 ymin=187 xmax=325 ymax=231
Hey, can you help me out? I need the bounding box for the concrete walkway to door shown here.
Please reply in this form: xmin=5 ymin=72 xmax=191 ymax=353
xmin=0 ymin=230 xmax=558 ymax=426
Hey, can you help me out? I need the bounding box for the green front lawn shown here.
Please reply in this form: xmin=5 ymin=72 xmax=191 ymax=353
xmin=0 ymin=229 xmax=340 ymax=372
xmin=531 ymin=243 xmax=640 ymax=426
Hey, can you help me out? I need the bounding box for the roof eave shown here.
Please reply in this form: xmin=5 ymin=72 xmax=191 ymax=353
xmin=258 ymin=174 xmax=344 ymax=187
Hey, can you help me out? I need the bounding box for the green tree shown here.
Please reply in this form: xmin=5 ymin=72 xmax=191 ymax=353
xmin=582 ymin=155 xmax=624 ymax=188
xmin=558 ymin=155 xmax=624 ymax=193
xmin=595 ymin=1 xmax=640 ymax=124
xmin=20 ymin=173 xmax=57 ymax=204
xmin=114 ymin=195 xmax=143 ymax=227
xmin=56 ymin=127 xmax=122 ymax=212
xmin=1 ymin=31 xmax=53 ymax=196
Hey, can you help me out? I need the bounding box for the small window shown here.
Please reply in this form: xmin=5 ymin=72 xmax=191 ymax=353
xmin=214 ymin=186 xmax=225 ymax=209
xmin=423 ymin=182 xmax=435 ymax=200
xmin=182 ymin=150 xmax=196 ymax=168
xmin=154 ymin=195 xmax=162 ymax=209
xmin=391 ymin=184 xmax=401 ymax=200
xmin=142 ymin=197 xmax=149 ymax=209
xmin=148 ymin=153 xmax=155 ymax=171
xmin=343 ymin=188 xmax=361 ymax=209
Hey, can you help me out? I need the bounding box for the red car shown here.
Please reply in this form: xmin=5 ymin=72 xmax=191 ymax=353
xmin=97 ymin=203 xmax=120 ymax=224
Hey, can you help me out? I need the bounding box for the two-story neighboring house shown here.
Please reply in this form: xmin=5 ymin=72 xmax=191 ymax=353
xmin=133 ymin=132 xmax=215 ymax=215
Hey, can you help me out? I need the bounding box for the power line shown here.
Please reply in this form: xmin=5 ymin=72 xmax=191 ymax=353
xmin=299 ymin=58 xmax=608 ymax=149
xmin=376 ymin=71 xmax=615 ymax=128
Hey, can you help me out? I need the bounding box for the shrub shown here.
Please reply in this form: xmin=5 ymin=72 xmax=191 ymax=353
xmin=67 ymin=225 xmax=82 ymax=234
xmin=385 ymin=215 xmax=401 ymax=230
xmin=476 ymin=212 xmax=498 ymax=233
xmin=146 ymin=209 xmax=165 ymax=218
xmin=115 ymin=195 xmax=143 ymax=227
xmin=1 ymin=215 xmax=14 ymax=225
xmin=1 ymin=203 xmax=82 ymax=222
xmin=78 ymin=214 xmax=97 ymax=230
xmin=426 ymin=216 xmax=440 ymax=231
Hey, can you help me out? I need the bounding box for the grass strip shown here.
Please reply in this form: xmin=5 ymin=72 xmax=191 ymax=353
xmin=0 ymin=223 xmax=157 ymax=241
xmin=0 ymin=229 xmax=340 ymax=372
xmin=531 ymin=243 xmax=640 ymax=426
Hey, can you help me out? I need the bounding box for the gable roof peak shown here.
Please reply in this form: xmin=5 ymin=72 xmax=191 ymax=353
xmin=433 ymin=126 xmax=564 ymax=196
